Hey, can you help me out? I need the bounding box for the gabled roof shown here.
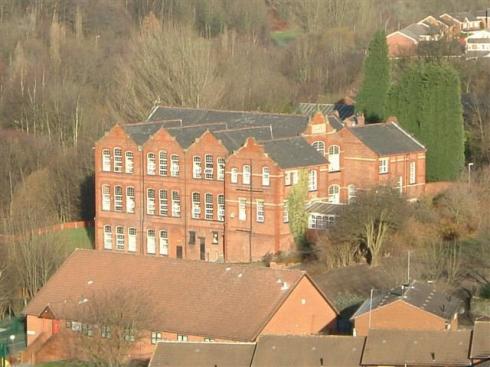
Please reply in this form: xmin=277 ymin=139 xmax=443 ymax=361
xmin=297 ymin=103 xmax=354 ymax=121
xmin=122 ymin=121 xmax=169 ymax=145
xmin=148 ymin=106 xmax=309 ymax=139
xmin=251 ymin=335 xmax=366 ymax=367
xmin=351 ymin=280 xmax=463 ymax=321
xmin=25 ymin=249 xmax=310 ymax=342
xmin=470 ymin=321 xmax=490 ymax=358
xmin=361 ymin=329 xmax=471 ymax=366
xmin=443 ymin=11 xmax=479 ymax=23
xmin=149 ymin=341 xmax=256 ymax=367
xmin=262 ymin=137 xmax=327 ymax=169
xmin=399 ymin=23 xmax=431 ymax=41
xmin=348 ymin=122 xmax=425 ymax=155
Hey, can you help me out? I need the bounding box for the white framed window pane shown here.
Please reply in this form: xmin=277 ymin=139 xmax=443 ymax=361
xmin=159 ymin=190 xmax=168 ymax=216
xmin=239 ymin=198 xmax=246 ymax=221
xmin=125 ymin=152 xmax=134 ymax=173
xmin=103 ymin=225 xmax=112 ymax=249
xmin=205 ymin=193 xmax=213 ymax=220
xmin=243 ymin=165 xmax=251 ymax=185
xmin=147 ymin=153 xmax=156 ymax=175
xmin=128 ymin=228 xmax=136 ymax=252
xmin=217 ymin=158 xmax=225 ymax=181
xmin=116 ymin=226 xmax=124 ymax=250
xmin=312 ymin=141 xmax=325 ymax=156
xmin=347 ymin=185 xmax=357 ymax=204
xmin=409 ymin=161 xmax=416 ymax=184
xmin=159 ymin=151 xmax=168 ymax=176
xmin=126 ymin=187 xmax=135 ymax=213
xmin=159 ymin=230 xmax=168 ymax=256
xmin=308 ymin=170 xmax=317 ymax=191
xmin=256 ymin=200 xmax=265 ymax=223
xmin=231 ymin=168 xmax=238 ymax=183
xmin=217 ymin=195 xmax=225 ymax=222
xmin=205 ymin=154 xmax=213 ymax=179
xmin=114 ymin=148 xmax=123 ymax=173
xmin=328 ymin=145 xmax=340 ymax=172
xmin=172 ymin=191 xmax=181 ymax=217
xmin=171 ymin=155 xmax=180 ymax=176
xmin=328 ymin=185 xmax=340 ymax=204
xmin=192 ymin=192 xmax=201 ymax=219
xmin=147 ymin=229 xmax=156 ymax=254
xmin=102 ymin=185 xmax=111 ymax=211
xmin=193 ymin=156 xmax=202 ymax=179
xmin=262 ymin=167 xmax=270 ymax=186
xmin=283 ymin=201 xmax=289 ymax=223
xmin=147 ymin=188 xmax=155 ymax=215
xmin=114 ymin=186 xmax=123 ymax=211
xmin=379 ymin=158 xmax=389 ymax=174
xmin=102 ymin=149 xmax=111 ymax=172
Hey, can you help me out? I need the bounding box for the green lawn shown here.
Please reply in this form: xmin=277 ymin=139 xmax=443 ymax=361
xmin=271 ymin=29 xmax=301 ymax=47
xmin=58 ymin=227 xmax=95 ymax=251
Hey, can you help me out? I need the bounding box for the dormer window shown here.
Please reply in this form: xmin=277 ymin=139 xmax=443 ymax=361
xmin=312 ymin=141 xmax=325 ymax=156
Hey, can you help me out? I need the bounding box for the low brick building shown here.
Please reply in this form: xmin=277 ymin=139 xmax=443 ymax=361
xmin=23 ymin=249 xmax=338 ymax=364
xmin=351 ymin=280 xmax=463 ymax=336
xmin=95 ymin=107 xmax=426 ymax=262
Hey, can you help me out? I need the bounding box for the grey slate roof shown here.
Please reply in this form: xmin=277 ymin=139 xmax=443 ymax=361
xmin=262 ymin=137 xmax=327 ymax=169
xmin=214 ymin=126 xmax=273 ymax=151
xmin=400 ymin=23 xmax=431 ymax=41
xmin=448 ymin=11 xmax=479 ymax=22
xmin=122 ymin=121 xmax=168 ymax=145
xmin=149 ymin=341 xmax=255 ymax=367
xmin=361 ymin=329 xmax=472 ymax=366
xmin=348 ymin=122 xmax=425 ymax=155
xmin=251 ymin=335 xmax=366 ymax=367
xmin=306 ymin=201 xmax=343 ymax=216
xmin=351 ymin=280 xmax=463 ymax=321
xmin=297 ymin=103 xmax=354 ymax=121
xmin=148 ymin=106 xmax=309 ymax=139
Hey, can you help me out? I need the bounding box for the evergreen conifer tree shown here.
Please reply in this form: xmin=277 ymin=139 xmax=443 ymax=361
xmin=387 ymin=63 xmax=464 ymax=181
xmin=356 ymin=30 xmax=390 ymax=123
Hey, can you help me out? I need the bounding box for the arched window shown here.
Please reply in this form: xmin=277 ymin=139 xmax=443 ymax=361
xmin=308 ymin=170 xmax=317 ymax=191
xmin=217 ymin=158 xmax=225 ymax=180
xmin=193 ymin=156 xmax=202 ymax=179
xmin=217 ymin=194 xmax=225 ymax=222
xmin=102 ymin=149 xmax=111 ymax=172
xmin=231 ymin=168 xmax=238 ymax=183
xmin=159 ymin=230 xmax=168 ymax=256
xmin=159 ymin=151 xmax=167 ymax=176
xmin=113 ymin=148 xmax=122 ymax=172
xmin=262 ymin=167 xmax=270 ymax=186
xmin=128 ymin=228 xmax=137 ymax=252
xmin=328 ymin=145 xmax=340 ymax=172
xmin=243 ymin=165 xmax=251 ymax=185
xmin=328 ymin=184 xmax=340 ymax=204
xmin=147 ymin=153 xmax=156 ymax=175
xmin=103 ymin=225 xmax=112 ymax=249
xmin=125 ymin=152 xmax=134 ymax=173
xmin=147 ymin=188 xmax=155 ymax=215
xmin=192 ymin=192 xmax=201 ymax=219
xmin=114 ymin=186 xmax=123 ymax=211
xmin=347 ymin=184 xmax=357 ymax=204
xmin=312 ymin=141 xmax=325 ymax=156
xmin=147 ymin=229 xmax=156 ymax=254
xmin=102 ymin=185 xmax=111 ymax=211
xmin=115 ymin=226 xmax=125 ymax=250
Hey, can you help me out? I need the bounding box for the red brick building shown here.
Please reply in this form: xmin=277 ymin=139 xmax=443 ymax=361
xmin=94 ymin=107 xmax=426 ymax=262
xmin=23 ymin=249 xmax=338 ymax=364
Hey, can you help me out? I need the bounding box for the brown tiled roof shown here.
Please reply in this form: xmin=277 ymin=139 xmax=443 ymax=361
xmin=361 ymin=329 xmax=471 ymax=366
xmin=25 ymin=249 xmax=310 ymax=341
xmin=251 ymin=335 xmax=365 ymax=367
xmin=149 ymin=341 xmax=256 ymax=367
xmin=471 ymin=321 xmax=490 ymax=358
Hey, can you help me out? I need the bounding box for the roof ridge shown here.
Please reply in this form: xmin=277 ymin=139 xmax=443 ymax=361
xmin=153 ymin=105 xmax=307 ymax=118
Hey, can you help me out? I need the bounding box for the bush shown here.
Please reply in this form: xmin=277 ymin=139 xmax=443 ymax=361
xmin=480 ymin=283 xmax=490 ymax=299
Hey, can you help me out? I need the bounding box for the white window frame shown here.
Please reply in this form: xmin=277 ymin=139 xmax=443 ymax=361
xmin=308 ymin=214 xmax=336 ymax=229
xmin=283 ymin=200 xmax=289 ymax=223
xmin=379 ymin=158 xmax=389 ymax=174
xmin=193 ymin=156 xmax=202 ymax=179
xmin=347 ymin=184 xmax=357 ymax=204
xmin=192 ymin=192 xmax=201 ymax=219
xmin=256 ymin=200 xmax=265 ymax=223
xmin=171 ymin=155 xmax=180 ymax=177
xmin=205 ymin=193 xmax=213 ymax=220
xmin=159 ymin=190 xmax=168 ymax=216
xmin=328 ymin=145 xmax=340 ymax=172
xmin=125 ymin=151 xmax=134 ymax=174
xmin=217 ymin=158 xmax=225 ymax=181
xmin=328 ymin=184 xmax=340 ymax=204
xmin=159 ymin=230 xmax=168 ymax=256
xmin=159 ymin=151 xmax=168 ymax=176
xmin=409 ymin=161 xmax=416 ymax=184
xmin=147 ymin=153 xmax=156 ymax=175
xmin=172 ymin=191 xmax=181 ymax=217
xmin=217 ymin=194 xmax=225 ymax=222
xmin=397 ymin=176 xmax=403 ymax=194
xmin=243 ymin=165 xmax=251 ymax=185
xmin=102 ymin=149 xmax=111 ymax=172
xmin=308 ymin=170 xmax=317 ymax=191
xmin=126 ymin=186 xmax=135 ymax=213
xmin=147 ymin=188 xmax=155 ymax=215
xmin=102 ymin=184 xmax=111 ymax=211
xmin=231 ymin=168 xmax=238 ymax=183
xmin=113 ymin=148 xmax=123 ymax=173
xmin=103 ymin=225 xmax=112 ymax=249
xmin=177 ymin=335 xmax=188 ymax=342
xmin=128 ymin=227 xmax=136 ymax=252
xmin=262 ymin=167 xmax=270 ymax=186
xmin=205 ymin=154 xmax=213 ymax=179
xmin=114 ymin=185 xmax=123 ymax=212
xmin=284 ymin=171 xmax=298 ymax=186
xmin=147 ymin=229 xmax=156 ymax=254
xmin=116 ymin=226 xmax=124 ymax=250
xmin=312 ymin=141 xmax=325 ymax=156
xmin=151 ymin=332 xmax=162 ymax=344
xmin=238 ymin=198 xmax=246 ymax=221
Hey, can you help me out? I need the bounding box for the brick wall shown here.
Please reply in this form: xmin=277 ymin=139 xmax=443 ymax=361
xmin=386 ymin=33 xmax=417 ymax=57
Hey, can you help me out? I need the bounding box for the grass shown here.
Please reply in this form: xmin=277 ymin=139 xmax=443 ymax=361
xmin=37 ymin=361 xmax=88 ymax=367
xmin=271 ymin=29 xmax=301 ymax=47
xmin=58 ymin=227 xmax=95 ymax=251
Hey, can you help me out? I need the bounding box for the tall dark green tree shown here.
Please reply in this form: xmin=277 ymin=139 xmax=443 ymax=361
xmin=387 ymin=63 xmax=464 ymax=181
xmin=356 ymin=30 xmax=390 ymax=123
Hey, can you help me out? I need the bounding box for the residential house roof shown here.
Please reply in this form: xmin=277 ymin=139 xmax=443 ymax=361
xmin=262 ymin=137 xmax=327 ymax=169
xmin=361 ymin=329 xmax=472 ymax=366
xmin=297 ymin=103 xmax=355 ymax=121
xmin=444 ymin=12 xmax=479 ymax=23
xmin=25 ymin=249 xmax=318 ymax=342
xmin=251 ymin=335 xmax=366 ymax=367
xmin=149 ymin=341 xmax=256 ymax=367
xmin=470 ymin=321 xmax=490 ymax=359
xmin=399 ymin=23 xmax=432 ymax=41
xmin=352 ymin=280 xmax=463 ymax=321
xmin=475 ymin=9 xmax=490 ymax=18
xmin=348 ymin=122 xmax=425 ymax=155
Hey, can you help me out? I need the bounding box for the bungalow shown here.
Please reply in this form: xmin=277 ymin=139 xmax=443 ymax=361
xmin=23 ymin=249 xmax=338 ymax=364
xmin=351 ymin=280 xmax=463 ymax=336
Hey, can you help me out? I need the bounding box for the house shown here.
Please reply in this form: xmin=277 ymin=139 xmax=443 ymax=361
xmin=386 ymin=20 xmax=445 ymax=57
xmin=440 ymin=12 xmax=482 ymax=32
xmin=476 ymin=9 xmax=490 ymax=29
xmin=95 ymin=107 xmax=426 ymax=262
xmin=148 ymin=341 xmax=256 ymax=367
xmin=351 ymin=280 xmax=463 ymax=336
xmin=470 ymin=321 xmax=490 ymax=365
xmin=23 ymin=249 xmax=338 ymax=364
xmin=361 ymin=329 xmax=472 ymax=366
xmin=465 ymin=30 xmax=490 ymax=58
